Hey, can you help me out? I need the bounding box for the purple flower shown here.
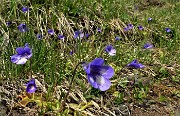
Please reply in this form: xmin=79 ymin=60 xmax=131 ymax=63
xmin=124 ymin=27 xmax=129 ymax=31
xmin=165 ymin=28 xmax=171 ymax=33
xmin=18 ymin=23 xmax=28 ymax=32
xmin=115 ymin=36 xmax=121 ymax=41
xmin=25 ymin=79 xmax=36 ymax=93
xmin=138 ymin=25 xmax=144 ymax=30
xmin=36 ymin=33 xmax=42 ymax=40
xmin=148 ymin=18 xmax=152 ymax=21
xmin=58 ymin=34 xmax=65 ymax=40
xmin=124 ymin=24 xmax=133 ymax=31
xmin=22 ymin=6 xmax=29 ymax=13
xmin=97 ymin=28 xmax=102 ymax=33
xmin=10 ymin=43 xmax=32 ymax=64
xmin=82 ymin=58 xmax=114 ymax=91
xmin=74 ymin=30 xmax=84 ymax=38
xmin=70 ymin=51 xmax=73 ymax=55
xmin=105 ymin=45 xmax=116 ymax=56
xmin=127 ymin=24 xmax=133 ymax=30
xmin=85 ymin=33 xmax=90 ymax=38
xmin=143 ymin=43 xmax=153 ymax=49
xmin=127 ymin=59 xmax=145 ymax=68
xmin=6 ymin=21 xmax=12 ymax=26
xmin=48 ymin=29 xmax=55 ymax=35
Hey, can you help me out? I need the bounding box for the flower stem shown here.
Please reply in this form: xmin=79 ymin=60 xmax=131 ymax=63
xmin=59 ymin=61 xmax=84 ymax=112
xmin=30 ymin=59 xmax=32 ymax=79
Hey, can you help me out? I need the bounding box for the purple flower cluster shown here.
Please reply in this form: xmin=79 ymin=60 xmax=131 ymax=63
xmin=9 ymin=10 xmax=171 ymax=94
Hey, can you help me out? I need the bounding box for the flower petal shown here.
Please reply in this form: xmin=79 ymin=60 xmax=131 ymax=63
xmin=90 ymin=58 xmax=104 ymax=66
xmin=74 ymin=30 xmax=80 ymax=38
xmin=11 ymin=54 xmax=21 ymax=63
xmin=109 ymin=49 xmax=116 ymax=56
xmin=85 ymin=33 xmax=90 ymax=38
xmin=82 ymin=62 xmax=90 ymax=74
xmin=80 ymin=33 xmax=84 ymax=38
xmin=16 ymin=47 xmax=25 ymax=55
xmin=98 ymin=78 xmax=111 ymax=91
xmin=129 ymin=59 xmax=137 ymax=64
xmin=26 ymin=54 xmax=32 ymax=59
xmin=24 ymin=47 xmax=31 ymax=54
xmin=105 ymin=45 xmax=112 ymax=52
xmin=101 ymin=66 xmax=114 ymax=79
xmin=87 ymin=74 xmax=98 ymax=89
xmin=16 ymin=57 xmax=28 ymax=64
xmin=25 ymin=43 xmax=29 ymax=47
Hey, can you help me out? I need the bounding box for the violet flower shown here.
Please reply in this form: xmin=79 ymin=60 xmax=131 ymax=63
xmin=85 ymin=33 xmax=90 ymax=38
xmin=74 ymin=30 xmax=84 ymax=38
xmin=124 ymin=27 xmax=129 ymax=31
xmin=124 ymin=24 xmax=133 ymax=31
xmin=138 ymin=25 xmax=144 ymax=30
xmin=165 ymin=28 xmax=171 ymax=33
xmin=22 ymin=6 xmax=29 ymax=13
xmin=58 ymin=34 xmax=65 ymax=40
xmin=148 ymin=18 xmax=152 ymax=22
xmin=105 ymin=45 xmax=116 ymax=56
xmin=143 ymin=43 xmax=153 ymax=49
xmin=18 ymin=23 xmax=28 ymax=32
xmin=11 ymin=43 xmax=32 ymax=64
xmin=48 ymin=29 xmax=55 ymax=35
xmin=25 ymin=79 xmax=37 ymax=93
xmin=70 ymin=51 xmax=74 ymax=55
xmin=127 ymin=59 xmax=145 ymax=68
xmin=6 ymin=21 xmax=12 ymax=26
xmin=127 ymin=24 xmax=133 ymax=30
xmin=115 ymin=36 xmax=121 ymax=41
xmin=36 ymin=33 xmax=42 ymax=40
xmin=82 ymin=58 xmax=114 ymax=91
xmin=97 ymin=28 xmax=102 ymax=33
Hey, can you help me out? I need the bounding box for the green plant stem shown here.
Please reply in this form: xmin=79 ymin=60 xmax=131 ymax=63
xmin=30 ymin=59 xmax=32 ymax=79
xmin=59 ymin=61 xmax=84 ymax=112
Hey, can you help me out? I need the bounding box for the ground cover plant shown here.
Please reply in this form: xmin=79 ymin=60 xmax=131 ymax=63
xmin=0 ymin=0 xmax=180 ymax=115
